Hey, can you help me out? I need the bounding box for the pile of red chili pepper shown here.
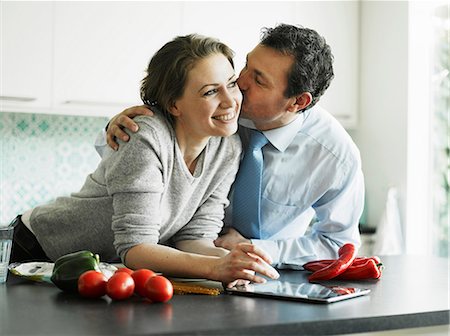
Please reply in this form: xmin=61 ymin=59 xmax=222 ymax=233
xmin=304 ymin=243 xmax=383 ymax=282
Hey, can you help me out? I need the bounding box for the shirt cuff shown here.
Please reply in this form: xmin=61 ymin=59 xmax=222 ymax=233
xmin=94 ymin=129 xmax=107 ymax=157
xmin=251 ymin=239 xmax=280 ymax=266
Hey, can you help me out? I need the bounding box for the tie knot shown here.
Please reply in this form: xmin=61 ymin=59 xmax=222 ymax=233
xmin=248 ymin=130 xmax=268 ymax=150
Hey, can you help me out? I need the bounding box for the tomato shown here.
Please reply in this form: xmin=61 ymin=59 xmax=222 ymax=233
xmin=106 ymin=272 xmax=135 ymax=300
xmin=144 ymin=275 xmax=173 ymax=303
xmin=131 ymin=269 xmax=156 ymax=297
xmin=78 ymin=270 xmax=107 ymax=298
xmin=115 ymin=267 xmax=133 ymax=275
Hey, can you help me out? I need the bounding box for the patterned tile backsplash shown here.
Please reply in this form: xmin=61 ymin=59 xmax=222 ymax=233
xmin=0 ymin=112 xmax=109 ymax=225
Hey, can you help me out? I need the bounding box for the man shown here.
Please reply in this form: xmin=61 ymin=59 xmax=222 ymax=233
xmin=100 ymin=24 xmax=364 ymax=269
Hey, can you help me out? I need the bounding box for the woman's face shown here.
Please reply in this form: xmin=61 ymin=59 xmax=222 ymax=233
xmin=170 ymin=53 xmax=242 ymax=140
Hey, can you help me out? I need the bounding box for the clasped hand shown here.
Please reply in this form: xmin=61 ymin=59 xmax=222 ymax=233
xmin=215 ymin=242 xmax=279 ymax=288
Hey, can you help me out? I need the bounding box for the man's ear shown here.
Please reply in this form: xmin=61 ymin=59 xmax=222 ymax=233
xmin=287 ymin=92 xmax=312 ymax=113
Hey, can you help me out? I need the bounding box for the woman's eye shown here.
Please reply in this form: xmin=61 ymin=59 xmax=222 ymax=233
xmin=204 ymin=89 xmax=218 ymax=96
xmin=227 ymin=80 xmax=238 ymax=88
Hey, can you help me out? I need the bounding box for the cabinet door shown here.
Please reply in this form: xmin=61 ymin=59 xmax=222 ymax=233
xmin=292 ymin=1 xmax=359 ymax=128
xmin=180 ymin=1 xmax=296 ymax=74
xmin=53 ymin=2 xmax=182 ymax=117
xmin=1 ymin=2 xmax=53 ymax=112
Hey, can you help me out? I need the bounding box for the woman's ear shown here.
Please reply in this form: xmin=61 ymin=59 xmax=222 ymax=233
xmin=287 ymin=92 xmax=312 ymax=113
xmin=168 ymin=102 xmax=180 ymax=117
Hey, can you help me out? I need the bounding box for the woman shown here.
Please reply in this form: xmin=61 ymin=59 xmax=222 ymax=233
xmin=11 ymin=34 xmax=279 ymax=286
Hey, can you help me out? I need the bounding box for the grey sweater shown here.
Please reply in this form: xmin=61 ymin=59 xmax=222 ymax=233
xmin=31 ymin=114 xmax=242 ymax=262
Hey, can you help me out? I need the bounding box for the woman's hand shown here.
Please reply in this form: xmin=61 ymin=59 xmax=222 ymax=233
xmin=107 ymin=105 xmax=153 ymax=150
xmin=211 ymin=243 xmax=279 ymax=288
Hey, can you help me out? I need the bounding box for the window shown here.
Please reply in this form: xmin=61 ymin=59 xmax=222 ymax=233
xmin=431 ymin=4 xmax=449 ymax=257
xmin=406 ymin=1 xmax=449 ymax=257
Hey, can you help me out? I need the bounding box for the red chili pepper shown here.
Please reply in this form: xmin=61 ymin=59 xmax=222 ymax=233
xmin=335 ymin=259 xmax=381 ymax=280
xmin=303 ymin=261 xmax=332 ymax=272
xmin=308 ymin=243 xmax=357 ymax=282
xmin=304 ymin=256 xmax=381 ymax=272
xmin=304 ymin=256 xmax=383 ymax=280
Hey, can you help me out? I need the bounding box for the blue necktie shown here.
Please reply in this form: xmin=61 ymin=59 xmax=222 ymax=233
xmin=232 ymin=129 xmax=269 ymax=239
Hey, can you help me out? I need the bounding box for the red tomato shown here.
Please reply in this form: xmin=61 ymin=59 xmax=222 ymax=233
xmin=131 ymin=269 xmax=156 ymax=297
xmin=144 ymin=275 xmax=173 ymax=303
xmin=78 ymin=270 xmax=107 ymax=298
xmin=106 ymin=272 xmax=135 ymax=300
xmin=115 ymin=267 xmax=133 ymax=275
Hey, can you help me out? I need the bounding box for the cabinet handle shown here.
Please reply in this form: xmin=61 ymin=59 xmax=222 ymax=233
xmin=0 ymin=96 xmax=37 ymax=102
xmin=63 ymin=100 xmax=131 ymax=107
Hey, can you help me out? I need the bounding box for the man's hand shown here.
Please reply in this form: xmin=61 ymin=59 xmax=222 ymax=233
xmin=214 ymin=227 xmax=251 ymax=251
xmin=107 ymin=105 xmax=153 ymax=150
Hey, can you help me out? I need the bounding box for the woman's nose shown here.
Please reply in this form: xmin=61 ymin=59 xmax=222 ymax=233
xmin=237 ymin=73 xmax=247 ymax=91
xmin=220 ymin=90 xmax=236 ymax=109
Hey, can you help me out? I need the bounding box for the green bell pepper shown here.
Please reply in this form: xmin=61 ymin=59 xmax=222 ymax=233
xmin=50 ymin=250 xmax=101 ymax=293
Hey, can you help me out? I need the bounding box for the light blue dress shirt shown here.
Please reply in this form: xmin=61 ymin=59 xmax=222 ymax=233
xmin=224 ymin=105 xmax=364 ymax=269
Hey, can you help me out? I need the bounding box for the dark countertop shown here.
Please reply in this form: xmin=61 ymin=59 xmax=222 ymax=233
xmin=0 ymin=255 xmax=448 ymax=335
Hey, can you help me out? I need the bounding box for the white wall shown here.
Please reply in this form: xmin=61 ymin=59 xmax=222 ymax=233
xmin=352 ymin=1 xmax=409 ymax=229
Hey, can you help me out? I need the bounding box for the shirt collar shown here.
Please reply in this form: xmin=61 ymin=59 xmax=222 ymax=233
xmin=238 ymin=113 xmax=305 ymax=152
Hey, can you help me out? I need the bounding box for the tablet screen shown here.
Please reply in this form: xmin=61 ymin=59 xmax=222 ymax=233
xmin=225 ymin=280 xmax=370 ymax=303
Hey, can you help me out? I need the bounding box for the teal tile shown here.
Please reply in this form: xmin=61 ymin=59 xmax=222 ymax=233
xmin=0 ymin=112 xmax=108 ymax=223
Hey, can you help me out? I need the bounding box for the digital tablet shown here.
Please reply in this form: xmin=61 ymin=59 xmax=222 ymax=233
xmin=225 ymin=280 xmax=370 ymax=303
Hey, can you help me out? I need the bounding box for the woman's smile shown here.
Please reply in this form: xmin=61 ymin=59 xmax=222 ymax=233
xmin=212 ymin=110 xmax=238 ymax=122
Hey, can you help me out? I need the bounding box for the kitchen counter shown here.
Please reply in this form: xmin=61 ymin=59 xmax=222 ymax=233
xmin=0 ymin=255 xmax=448 ymax=335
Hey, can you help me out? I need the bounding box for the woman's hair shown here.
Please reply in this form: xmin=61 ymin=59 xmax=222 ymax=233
xmin=141 ymin=34 xmax=235 ymax=123
xmin=260 ymin=24 xmax=334 ymax=112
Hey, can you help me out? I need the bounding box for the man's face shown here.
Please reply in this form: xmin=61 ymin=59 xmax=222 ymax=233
xmin=237 ymin=44 xmax=298 ymax=131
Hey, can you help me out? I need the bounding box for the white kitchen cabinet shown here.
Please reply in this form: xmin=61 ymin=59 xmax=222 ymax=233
xmin=1 ymin=2 xmax=53 ymax=113
xmin=52 ymin=2 xmax=182 ymax=117
xmin=179 ymin=2 xmax=296 ymax=74
xmin=292 ymin=1 xmax=360 ymax=128
xmin=2 ymin=1 xmax=359 ymax=127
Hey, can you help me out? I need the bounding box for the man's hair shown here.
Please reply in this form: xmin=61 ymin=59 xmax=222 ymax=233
xmin=260 ymin=24 xmax=334 ymax=111
xmin=141 ymin=34 xmax=235 ymax=123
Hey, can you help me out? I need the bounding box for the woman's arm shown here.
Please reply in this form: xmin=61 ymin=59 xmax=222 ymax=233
xmin=176 ymin=239 xmax=229 ymax=257
xmin=125 ymin=242 xmax=279 ymax=286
